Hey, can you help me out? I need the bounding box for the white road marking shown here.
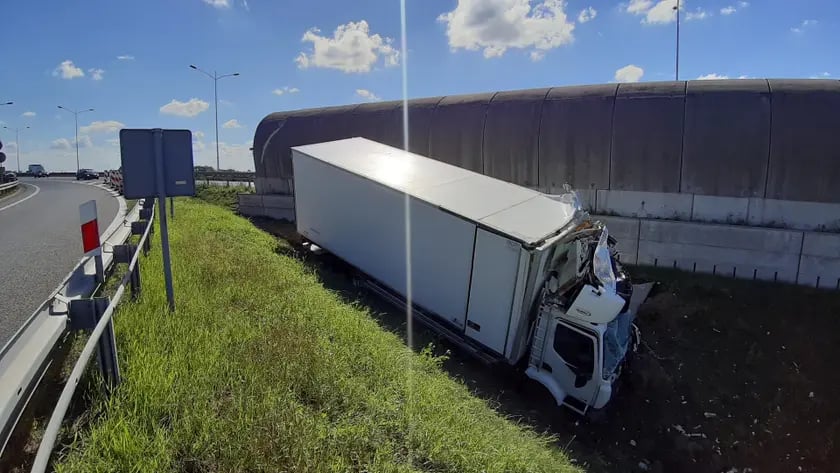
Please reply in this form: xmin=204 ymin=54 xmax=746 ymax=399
xmin=0 ymin=183 xmax=41 ymax=213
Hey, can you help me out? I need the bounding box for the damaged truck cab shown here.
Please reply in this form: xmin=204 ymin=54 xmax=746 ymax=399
xmin=291 ymin=138 xmax=640 ymax=413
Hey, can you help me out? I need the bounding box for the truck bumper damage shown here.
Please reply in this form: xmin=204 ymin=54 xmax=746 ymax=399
xmin=525 ymin=223 xmax=653 ymax=413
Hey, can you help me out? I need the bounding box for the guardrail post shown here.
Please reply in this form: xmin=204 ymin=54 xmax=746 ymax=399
xmin=114 ymin=244 xmax=142 ymax=299
xmin=131 ymin=221 xmax=151 ymax=255
xmin=68 ymin=298 xmax=121 ymax=391
xmin=96 ymin=301 xmax=121 ymax=391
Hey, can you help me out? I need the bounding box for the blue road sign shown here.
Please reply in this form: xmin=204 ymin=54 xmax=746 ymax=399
xmin=119 ymin=129 xmax=195 ymax=199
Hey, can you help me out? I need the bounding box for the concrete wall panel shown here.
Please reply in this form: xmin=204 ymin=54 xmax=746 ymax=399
xmin=747 ymin=197 xmax=840 ymax=231
xmin=767 ymin=80 xmax=840 ymax=202
xmin=682 ymin=79 xmax=771 ymax=197
xmin=428 ymin=93 xmax=493 ymax=172
xmin=610 ymin=81 xmax=685 ymax=193
xmin=482 ymin=88 xmax=550 ymax=187
xmin=637 ymin=240 xmax=800 ymax=282
xmin=539 ymin=84 xmax=616 ymax=193
xmin=596 ymin=189 xmax=694 ymax=220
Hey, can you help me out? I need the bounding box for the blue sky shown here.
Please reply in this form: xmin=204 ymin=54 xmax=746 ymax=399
xmin=0 ymin=0 xmax=836 ymax=171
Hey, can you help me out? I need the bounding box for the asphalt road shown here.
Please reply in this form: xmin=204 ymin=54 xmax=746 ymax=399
xmin=0 ymin=178 xmax=118 ymax=347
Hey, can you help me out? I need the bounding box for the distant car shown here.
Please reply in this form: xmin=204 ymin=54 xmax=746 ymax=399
xmin=2 ymin=171 xmax=16 ymax=183
xmin=76 ymin=168 xmax=98 ymax=180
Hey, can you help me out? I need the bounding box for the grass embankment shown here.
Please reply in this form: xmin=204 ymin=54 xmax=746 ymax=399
xmin=55 ymin=196 xmax=578 ymax=472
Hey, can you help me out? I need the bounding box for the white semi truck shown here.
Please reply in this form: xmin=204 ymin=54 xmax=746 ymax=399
xmin=292 ymin=138 xmax=643 ymax=412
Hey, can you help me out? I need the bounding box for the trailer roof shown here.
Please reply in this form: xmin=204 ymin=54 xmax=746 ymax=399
xmin=292 ymin=138 xmax=577 ymax=245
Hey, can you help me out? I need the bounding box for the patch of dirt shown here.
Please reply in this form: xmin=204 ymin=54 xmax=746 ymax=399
xmin=255 ymin=218 xmax=840 ymax=473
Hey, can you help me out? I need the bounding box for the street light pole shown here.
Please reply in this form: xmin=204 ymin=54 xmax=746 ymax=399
xmin=214 ymin=71 xmax=219 ymax=172
xmin=3 ymin=125 xmax=30 ymax=173
xmin=189 ymin=65 xmax=239 ymax=171
xmin=674 ymin=0 xmax=681 ymax=80
xmin=57 ymin=106 xmax=94 ymax=173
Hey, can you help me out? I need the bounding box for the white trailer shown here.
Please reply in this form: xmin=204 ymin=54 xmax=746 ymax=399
xmin=292 ymin=138 xmax=641 ymax=412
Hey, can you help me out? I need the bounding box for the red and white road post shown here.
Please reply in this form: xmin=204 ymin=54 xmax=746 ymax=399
xmin=80 ymin=200 xmax=104 ymax=283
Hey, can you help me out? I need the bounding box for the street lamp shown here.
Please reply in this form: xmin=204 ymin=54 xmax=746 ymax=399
xmin=190 ymin=64 xmax=240 ymax=171
xmin=673 ymin=0 xmax=681 ymax=80
xmin=3 ymin=125 xmax=30 ymax=173
xmin=57 ymin=105 xmax=94 ymax=173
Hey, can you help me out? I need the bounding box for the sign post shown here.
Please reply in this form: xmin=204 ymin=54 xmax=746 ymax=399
xmin=153 ymin=130 xmax=176 ymax=311
xmin=119 ymin=128 xmax=195 ymax=312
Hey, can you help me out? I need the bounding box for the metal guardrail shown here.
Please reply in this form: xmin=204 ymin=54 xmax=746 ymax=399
xmin=30 ymin=199 xmax=156 ymax=472
xmin=0 ymin=195 xmax=143 ymax=458
xmin=0 ymin=180 xmax=19 ymax=193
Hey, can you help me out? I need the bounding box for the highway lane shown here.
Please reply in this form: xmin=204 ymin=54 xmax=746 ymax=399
xmin=0 ymin=178 xmax=118 ymax=347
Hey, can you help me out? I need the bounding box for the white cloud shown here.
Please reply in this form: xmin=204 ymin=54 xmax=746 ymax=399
xmin=159 ymin=98 xmax=210 ymax=117
xmin=645 ymin=0 xmax=678 ymax=24
xmin=738 ymin=75 xmax=750 ymax=79
xmin=438 ymin=0 xmax=575 ymax=59
xmin=355 ymin=89 xmax=381 ymax=102
xmin=21 ymin=111 xmax=36 ymax=118
xmin=202 ymin=0 xmax=230 ymax=8
xmin=222 ymin=119 xmax=242 ymax=129
xmin=272 ymin=86 xmax=301 ymax=96
xmin=697 ymin=73 xmax=729 ymax=80
xmin=721 ymin=2 xmax=748 ymax=15
xmin=242 ymin=0 xmax=249 ymax=11
xmin=192 ymin=131 xmax=207 ymax=151
xmin=88 ymin=68 xmax=105 ymax=81
xmin=50 ymin=136 xmax=92 ymax=150
xmin=626 ymin=0 xmax=652 ymax=14
xmin=530 ymin=50 xmax=545 ymax=61
xmin=578 ymin=6 xmax=597 ymax=23
xmin=53 ymin=60 xmax=84 ymax=79
xmin=80 ymin=120 xmax=125 ymax=134
xmin=193 ymin=141 xmax=253 ymax=170
xmin=615 ymin=64 xmax=644 ymax=83
xmin=685 ymin=8 xmax=709 ymax=21
xmin=295 ymin=20 xmax=399 ymax=73
xmin=117 ymin=55 xmax=134 ymax=61
xmin=791 ymin=19 xmax=817 ymax=34
xmin=809 ymin=72 xmax=831 ymax=79
xmin=627 ymin=0 xmax=677 ymax=25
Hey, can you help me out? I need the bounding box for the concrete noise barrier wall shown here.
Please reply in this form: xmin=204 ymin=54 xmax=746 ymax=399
xmin=254 ymin=79 xmax=840 ymax=205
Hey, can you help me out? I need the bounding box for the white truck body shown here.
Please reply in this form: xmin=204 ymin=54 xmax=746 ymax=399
xmin=292 ymin=138 xmax=637 ymax=412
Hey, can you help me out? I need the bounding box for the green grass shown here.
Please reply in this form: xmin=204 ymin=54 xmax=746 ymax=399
xmin=54 ymin=197 xmax=579 ymax=473
xmin=195 ymin=183 xmax=253 ymax=211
